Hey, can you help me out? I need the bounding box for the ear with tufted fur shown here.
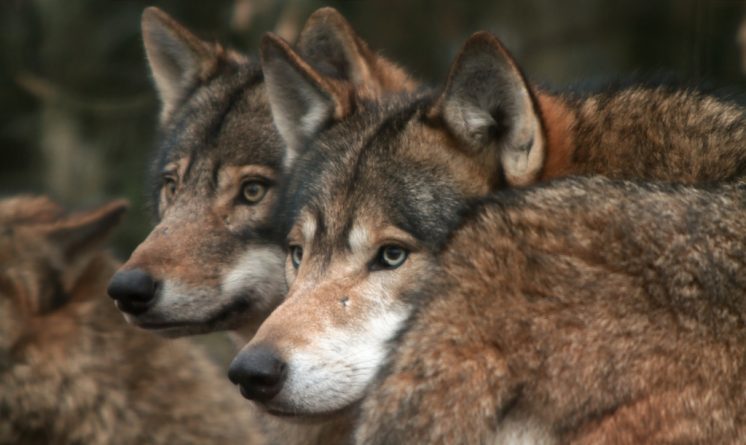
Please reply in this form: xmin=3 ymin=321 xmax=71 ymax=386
xmin=260 ymin=33 xmax=350 ymax=168
xmin=429 ymin=32 xmax=546 ymax=187
xmin=44 ymin=200 xmax=129 ymax=262
xmin=141 ymin=7 xmax=218 ymax=123
xmin=295 ymin=7 xmax=417 ymax=97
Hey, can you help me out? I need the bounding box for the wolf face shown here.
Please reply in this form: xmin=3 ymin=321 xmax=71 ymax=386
xmin=107 ymin=7 xmax=417 ymax=337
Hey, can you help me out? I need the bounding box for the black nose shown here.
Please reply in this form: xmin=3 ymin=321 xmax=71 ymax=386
xmin=107 ymin=268 xmax=158 ymax=315
xmin=228 ymin=345 xmax=287 ymax=403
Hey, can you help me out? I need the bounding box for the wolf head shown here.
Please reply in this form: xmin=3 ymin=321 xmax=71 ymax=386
xmin=0 ymin=197 xmax=127 ymax=368
xmin=106 ymin=7 xmax=417 ymax=337
xmin=228 ymin=32 xmax=551 ymax=415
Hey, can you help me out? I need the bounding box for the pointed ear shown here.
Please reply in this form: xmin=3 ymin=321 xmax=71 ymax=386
xmin=44 ymin=200 xmax=129 ymax=262
xmin=260 ymin=32 xmax=350 ymax=167
xmin=141 ymin=7 xmax=218 ymax=123
xmin=429 ymin=32 xmax=545 ymax=187
xmin=296 ymin=7 xmax=417 ymax=96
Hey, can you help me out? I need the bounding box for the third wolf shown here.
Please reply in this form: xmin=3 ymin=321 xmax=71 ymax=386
xmin=0 ymin=196 xmax=262 ymax=445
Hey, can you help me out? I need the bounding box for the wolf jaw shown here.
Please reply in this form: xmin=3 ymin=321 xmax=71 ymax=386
xmin=107 ymin=7 xmax=418 ymax=338
xmin=229 ymin=30 xmax=746 ymax=415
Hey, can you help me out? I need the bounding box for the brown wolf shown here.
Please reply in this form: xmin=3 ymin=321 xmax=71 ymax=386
xmin=353 ymin=179 xmax=746 ymax=444
xmin=0 ymin=196 xmax=263 ymax=445
xmin=106 ymin=7 xmax=416 ymax=338
xmin=227 ymin=30 xmax=746 ymax=422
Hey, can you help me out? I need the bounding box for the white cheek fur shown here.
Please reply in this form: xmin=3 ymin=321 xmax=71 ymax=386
xmin=274 ymin=303 xmax=410 ymax=414
xmin=221 ymin=245 xmax=287 ymax=313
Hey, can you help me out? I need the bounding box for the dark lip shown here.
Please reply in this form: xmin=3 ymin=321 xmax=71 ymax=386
xmin=130 ymin=297 xmax=255 ymax=331
xmin=114 ymin=299 xmax=151 ymax=316
xmin=134 ymin=321 xmax=199 ymax=330
xmin=263 ymin=403 xmax=355 ymax=420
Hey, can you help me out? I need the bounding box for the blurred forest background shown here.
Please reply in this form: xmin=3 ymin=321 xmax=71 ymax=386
xmin=2 ymin=0 xmax=746 ymax=258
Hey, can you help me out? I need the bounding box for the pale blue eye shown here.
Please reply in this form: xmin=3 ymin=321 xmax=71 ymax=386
xmin=290 ymin=246 xmax=303 ymax=269
xmin=378 ymin=245 xmax=408 ymax=269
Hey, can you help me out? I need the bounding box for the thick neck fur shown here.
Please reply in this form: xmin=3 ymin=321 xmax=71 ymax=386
xmin=537 ymin=87 xmax=746 ymax=183
xmin=355 ymin=179 xmax=746 ymax=444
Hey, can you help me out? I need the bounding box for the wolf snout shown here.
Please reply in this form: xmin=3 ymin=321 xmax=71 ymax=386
xmin=107 ymin=268 xmax=158 ymax=315
xmin=228 ymin=344 xmax=287 ymax=403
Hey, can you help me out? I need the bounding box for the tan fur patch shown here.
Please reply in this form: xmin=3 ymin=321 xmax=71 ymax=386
xmin=536 ymin=91 xmax=576 ymax=180
xmin=215 ymin=164 xmax=277 ymax=230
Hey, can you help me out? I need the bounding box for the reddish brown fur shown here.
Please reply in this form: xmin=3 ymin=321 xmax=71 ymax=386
xmin=355 ymin=179 xmax=746 ymax=444
xmin=431 ymin=32 xmax=746 ymax=186
xmin=536 ymin=91 xmax=576 ymax=180
xmin=0 ymin=197 xmax=264 ymax=445
xmin=538 ymin=86 xmax=746 ymax=183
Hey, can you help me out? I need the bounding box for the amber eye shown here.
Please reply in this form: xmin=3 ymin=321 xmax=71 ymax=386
xmin=374 ymin=245 xmax=408 ymax=270
xmin=241 ymin=181 xmax=268 ymax=204
xmin=162 ymin=177 xmax=177 ymax=202
xmin=289 ymin=245 xmax=303 ymax=269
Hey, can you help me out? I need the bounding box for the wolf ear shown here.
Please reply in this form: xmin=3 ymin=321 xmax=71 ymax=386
xmin=430 ymin=32 xmax=545 ymax=187
xmin=296 ymin=7 xmax=416 ymax=96
xmin=44 ymin=200 xmax=129 ymax=264
xmin=23 ymin=200 xmax=126 ymax=311
xmin=261 ymin=32 xmax=350 ymax=167
xmin=141 ymin=7 xmax=217 ymax=122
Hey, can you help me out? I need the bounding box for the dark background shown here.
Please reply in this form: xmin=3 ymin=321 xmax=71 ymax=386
xmin=2 ymin=0 xmax=746 ymax=258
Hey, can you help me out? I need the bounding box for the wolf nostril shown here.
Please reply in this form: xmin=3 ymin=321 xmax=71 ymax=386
xmin=228 ymin=344 xmax=287 ymax=403
xmin=106 ymin=268 xmax=158 ymax=315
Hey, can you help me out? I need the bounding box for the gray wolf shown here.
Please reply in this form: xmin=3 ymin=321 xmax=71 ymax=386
xmin=353 ymin=178 xmax=746 ymax=444
xmin=227 ymin=31 xmax=746 ymax=424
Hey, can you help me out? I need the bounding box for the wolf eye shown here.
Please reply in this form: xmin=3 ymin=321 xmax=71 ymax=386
xmin=374 ymin=245 xmax=408 ymax=270
xmin=241 ymin=181 xmax=268 ymax=204
xmin=162 ymin=177 xmax=177 ymax=202
xmin=289 ymin=245 xmax=303 ymax=269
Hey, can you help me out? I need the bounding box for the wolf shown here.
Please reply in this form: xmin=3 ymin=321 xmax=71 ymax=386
xmin=0 ymin=196 xmax=264 ymax=445
xmin=105 ymin=6 xmax=417 ymax=338
xmin=351 ymin=178 xmax=746 ymax=444
xmin=227 ymin=30 xmax=746 ymax=422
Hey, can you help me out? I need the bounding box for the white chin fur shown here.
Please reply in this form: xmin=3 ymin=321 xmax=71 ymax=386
xmin=220 ymin=245 xmax=287 ymax=314
xmin=122 ymin=245 xmax=286 ymax=333
xmin=269 ymin=306 xmax=410 ymax=414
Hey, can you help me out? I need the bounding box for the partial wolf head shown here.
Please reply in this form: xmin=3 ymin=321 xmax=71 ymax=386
xmin=227 ymin=32 xmax=551 ymax=415
xmin=107 ymin=7 xmax=417 ymax=337
xmin=0 ymin=197 xmax=127 ymax=365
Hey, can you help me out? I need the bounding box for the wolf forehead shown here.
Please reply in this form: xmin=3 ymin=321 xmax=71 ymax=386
xmin=150 ymin=64 xmax=283 ymax=184
xmin=281 ymin=99 xmax=469 ymax=250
